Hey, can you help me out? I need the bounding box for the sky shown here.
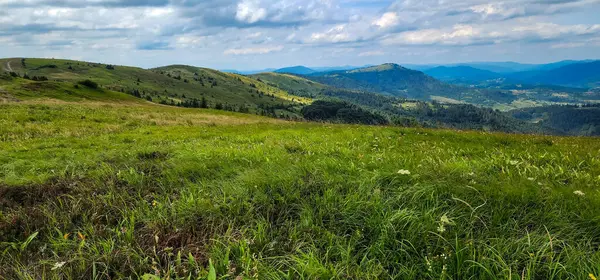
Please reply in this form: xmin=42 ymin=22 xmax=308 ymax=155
xmin=1 ymin=0 xmax=599 ymax=70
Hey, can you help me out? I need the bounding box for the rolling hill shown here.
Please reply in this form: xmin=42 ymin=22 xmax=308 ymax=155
xmin=252 ymin=71 xmax=556 ymax=134
xmin=2 ymin=57 xmax=597 ymax=136
xmin=303 ymin=63 xmax=517 ymax=106
xmin=0 ymin=58 xmax=309 ymax=118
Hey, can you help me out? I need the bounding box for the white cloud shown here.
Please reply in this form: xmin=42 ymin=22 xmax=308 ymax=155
xmin=383 ymin=21 xmax=600 ymax=46
xmin=0 ymin=0 xmax=599 ymax=69
xmin=373 ymin=12 xmax=399 ymax=28
xmin=359 ymin=50 xmax=385 ymax=56
xmin=309 ymin=25 xmax=351 ymax=43
xmin=383 ymin=24 xmax=489 ymax=45
xmin=146 ymin=7 xmax=173 ymax=17
xmin=236 ymin=0 xmax=268 ymax=24
xmin=469 ymin=3 xmax=525 ymax=19
xmin=224 ymin=45 xmax=284 ymax=55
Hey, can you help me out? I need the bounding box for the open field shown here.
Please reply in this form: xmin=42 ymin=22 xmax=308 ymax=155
xmin=1 ymin=97 xmax=600 ymax=279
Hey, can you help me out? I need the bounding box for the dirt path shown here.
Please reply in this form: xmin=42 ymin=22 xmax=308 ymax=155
xmin=4 ymin=61 xmax=13 ymax=72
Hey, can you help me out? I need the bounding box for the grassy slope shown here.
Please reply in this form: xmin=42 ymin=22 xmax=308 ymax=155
xmin=0 ymin=70 xmax=141 ymax=103
xmin=1 ymin=58 xmax=308 ymax=115
xmin=251 ymin=72 xmax=327 ymax=97
xmin=1 ymin=95 xmax=600 ymax=279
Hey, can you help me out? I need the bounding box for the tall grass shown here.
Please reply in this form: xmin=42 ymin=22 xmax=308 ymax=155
xmin=1 ymin=102 xmax=599 ymax=279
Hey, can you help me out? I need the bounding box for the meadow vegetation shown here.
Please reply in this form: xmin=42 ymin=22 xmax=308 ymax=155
xmin=1 ymin=96 xmax=600 ymax=279
xmin=1 ymin=58 xmax=600 ymax=279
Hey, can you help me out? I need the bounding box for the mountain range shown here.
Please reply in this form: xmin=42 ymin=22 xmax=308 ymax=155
xmin=417 ymin=60 xmax=600 ymax=88
xmin=2 ymin=57 xmax=600 ymax=135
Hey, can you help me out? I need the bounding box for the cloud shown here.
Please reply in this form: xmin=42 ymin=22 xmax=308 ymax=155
xmin=176 ymin=0 xmax=343 ymax=29
xmin=382 ymin=21 xmax=600 ymax=46
xmin=359 ymin=50 xmax=385 ymax=56
xmin=309 ymin=25 xmax=352 ymax=43
xmin=383 ymin=24 xmax=494 ymax=46
xmin=235 ymin=0 xmax=267 ymax=23
xmin=0 ymin=0 xmax=599 ymax=69
xmin=372 ymin=12 xmax=399 ymax=28
xmin=0 ymin=0 xmax=170 ymax=8
xmin=223 ymin=45 xmax=284 ymax=55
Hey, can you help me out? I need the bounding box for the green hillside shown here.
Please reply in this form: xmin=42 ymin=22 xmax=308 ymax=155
xmin=1 ymin=58 xmax=308 ymax=117
xmin=1 ymin=94 xmax=600 ymax=279
xmin=252 ymin=72 xmax=327 ymax=97
xmin=511 ymin=104 xmax=600 ymax=136
xmin=252 ymin=72 xmax=556 ymax=134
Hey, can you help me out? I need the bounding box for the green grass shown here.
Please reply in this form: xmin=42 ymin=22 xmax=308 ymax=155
xmin=1 ymin=96 xmax=600 ymax=279
xmin=1 ymin=58 xmax=308 ymax=116
xmin=251 ymin=72 xmax=327 ymax=97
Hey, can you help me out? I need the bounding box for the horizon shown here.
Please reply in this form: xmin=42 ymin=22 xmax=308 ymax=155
xmin=1 ymin=0 xmax=599 ymax=70
xmin=3 ymin=57 xmax=598 ymax=73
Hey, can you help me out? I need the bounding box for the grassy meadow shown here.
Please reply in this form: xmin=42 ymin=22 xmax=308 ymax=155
xmin=1 ymin=96 xmax=600 ymax=279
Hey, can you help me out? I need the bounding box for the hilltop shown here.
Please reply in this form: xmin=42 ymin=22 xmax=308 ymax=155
xmin=274 ymin=66 xmax=317 ymax=75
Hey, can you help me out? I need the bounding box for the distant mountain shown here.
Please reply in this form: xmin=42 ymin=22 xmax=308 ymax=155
xmin=405 ymin=60 xmax=596 ymax=74
xmin=527 ymin=60 xmax=595 ymax=71
xmin=274 ymin=66 xmax=317 ymax=75
xmin=307 ymin=63 xmax=449 ymax=99
xmin=458 ymin=62 xmax=536 ymax=73
xmin=303 ymin=63 xmax=515 ymax=106
xmin=508 ymin=61 xmax=600 ymax=88
xmin=424 ymin=66 xmax=503 ymax=83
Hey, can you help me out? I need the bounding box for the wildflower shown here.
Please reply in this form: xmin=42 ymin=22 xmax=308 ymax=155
xmin=438 ymin=214 xmax=454 ymax=233
xmin=590 ymin=274 xmax=597 ymax=280
xmin=77 ymin=232 xmax=86 ymax=241
xmin=152 ymin=200 xmax=158 ymax=207
xmin=574 ymin=190 xmax=585 ymax=196
xmin=63 ymin=233 xmax=70 ymax=240
xmin=51 ymin=261 xmax=66 ymax=271
xmin=397 ymin=169 xmax=411 ymax=175
xmin=373 ymin=188 xmax=381 ymax=196
xmin=440 ymin=214 xmax=451 ymax=225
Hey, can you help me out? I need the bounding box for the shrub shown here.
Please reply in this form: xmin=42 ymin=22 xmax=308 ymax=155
xmin=78 ymin=80 xmax=99 ymax=89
